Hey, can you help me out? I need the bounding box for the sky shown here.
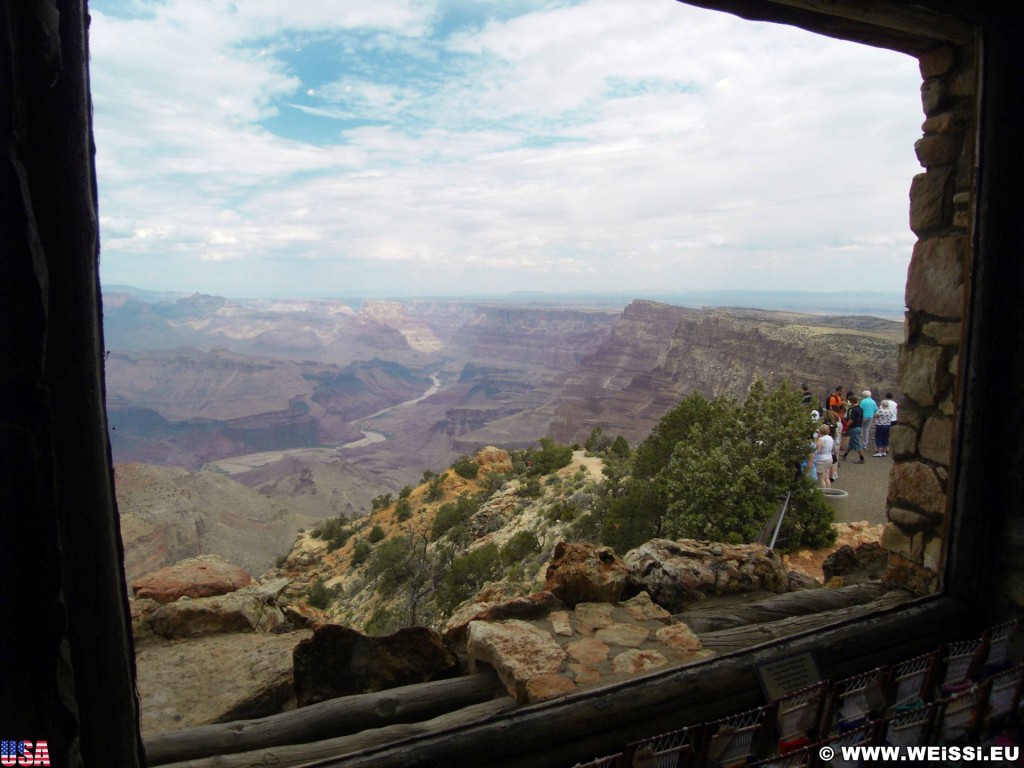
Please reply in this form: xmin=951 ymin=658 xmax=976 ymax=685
xmin=90 ymin=0 xmax=924 ymax=299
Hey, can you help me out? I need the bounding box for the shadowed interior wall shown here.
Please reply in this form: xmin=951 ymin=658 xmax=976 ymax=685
xmin=0 ymin=1 xmax=142 ymax=765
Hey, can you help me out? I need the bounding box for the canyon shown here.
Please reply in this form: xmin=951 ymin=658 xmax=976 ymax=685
xmin=105 ymin=289 xmax=902 ymax=577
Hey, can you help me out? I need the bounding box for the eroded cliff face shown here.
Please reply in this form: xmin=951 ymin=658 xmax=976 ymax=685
xmin=361 ymin=301 xmax=444 ymax=353
xmin=105 ymin=297 xmax=901 ymax=490
xmin=446 ymin=306 xmax=617 ymax=371
xmin=106 ymin=350 xmax=432 ymax=469
xmin=548 ymin=301 xmax=901 ymax=444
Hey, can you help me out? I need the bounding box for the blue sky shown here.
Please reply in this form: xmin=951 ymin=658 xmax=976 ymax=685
xmin=90 ymin=0 xmax=924 ymax=299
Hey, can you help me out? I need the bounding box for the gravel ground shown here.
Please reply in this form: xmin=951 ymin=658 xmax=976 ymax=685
xmin=823 ymin=446 xmax=892 ymax=526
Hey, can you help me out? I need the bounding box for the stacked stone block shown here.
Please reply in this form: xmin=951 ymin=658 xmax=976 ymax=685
xmin=885 ymin=41 xmax=976 ymax=594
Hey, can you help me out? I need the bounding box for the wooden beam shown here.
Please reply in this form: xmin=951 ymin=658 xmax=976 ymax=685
xmin=144 ymin=671 xmax=503 ymax=766
xmin=697 ymin=589 xmax=913 ymax=653
xmin=159 ymin=699 xmax=517 ymax=768
xmin=749 ymin=0 xmax=972 ymax=43
xmin=677 ymin=582 xmax=891 ymax=633
xmin=676 ymin=0 xmax=973 ymax=54
xmin=304 ymin=597 xmax=971 ymax=768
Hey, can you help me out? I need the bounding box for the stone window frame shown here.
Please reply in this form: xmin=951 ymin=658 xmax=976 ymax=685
xmin=685 ymin=0 xmax=977 ymax=601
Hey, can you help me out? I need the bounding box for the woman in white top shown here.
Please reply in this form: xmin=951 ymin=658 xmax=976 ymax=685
xmin=814 ymin=423 xmax=835 ymax=488
xmin=873 ymin=400 xmax=895 ymax=457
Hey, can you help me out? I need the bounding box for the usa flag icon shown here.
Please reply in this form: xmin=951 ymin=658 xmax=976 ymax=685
xmin=0 ymin=740 xmax=49 ymax=766
xmin=0 ymin=743 xmax=22 ymax=760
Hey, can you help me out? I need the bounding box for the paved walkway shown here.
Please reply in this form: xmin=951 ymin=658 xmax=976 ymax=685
xmin=824 ymin=447 xmax=892 ymax=526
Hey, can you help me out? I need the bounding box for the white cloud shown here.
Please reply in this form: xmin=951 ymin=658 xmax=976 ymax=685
xmin=91 ymin=0 xmax=924 ymax=298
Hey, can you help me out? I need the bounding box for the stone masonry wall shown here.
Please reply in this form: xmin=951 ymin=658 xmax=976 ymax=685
xmin=884 ymin=41 xmax=977 ymax=595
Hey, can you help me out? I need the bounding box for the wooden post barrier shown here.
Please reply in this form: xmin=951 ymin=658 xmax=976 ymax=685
xmin=144 ymin=670 xmax=503 ymax=766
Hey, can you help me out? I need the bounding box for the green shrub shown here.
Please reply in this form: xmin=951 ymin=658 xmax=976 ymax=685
xmin=435 ymin=544 xmax=502 ymax=613
xmin=482 ymin=472 xmax=508 ymax=496
xmin=451 ymin=455 xmax=479 ymax=480
xmin=610 ymin=435 xmax=631 ymax=459
xmin=370 ymin=493 xmax=393 ymax=512
xmin=516 ymin=477 xmax=544 ymax=499
xmin=365 ymin=604 xmax=405 ymax=637
xmin=431 ymin=492 xmax=485 ymax=540
xmin=306 ymin=579 xmax=336 ymax=610
xmin=661 ymin=378 xmax=836 ymax=549
xmin=395 ymin=498 xmax=412 ymax=522
xmin=367 ymin=537 xmax=412 ymax=596
xmin=425 ymin=472 xmax=446 ymax=501
xmin=312 ymin=517 xmax=353 ymax=553
xmin=500 ymin=530 xmax=540 ymax=565
xmin=399 ymin=485 xmax=414 ymax=499
xmin=368 ymin=524 xmax=386 ymax=544
xmin=350 ymin=538 xmax=372 ymax=567
xmin=530 ymin=438 xmax=574 ymax=475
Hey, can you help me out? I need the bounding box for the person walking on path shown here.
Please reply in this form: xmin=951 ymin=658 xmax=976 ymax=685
xmin=873 ymin=398 xmax=895 ymax=457
xmin=842 ymin=396 xmax=866 ymax=463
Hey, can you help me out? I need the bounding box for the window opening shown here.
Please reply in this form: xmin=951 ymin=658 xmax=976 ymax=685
xmin=85 ymin=0 xmax=971 ymax=758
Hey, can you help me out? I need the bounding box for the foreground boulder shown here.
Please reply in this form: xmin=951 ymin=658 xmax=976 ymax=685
xmin=293 ymin=625 xmax=459 ymax=706
xmin=544 ymin=541 xmax=629 ymax=607
xmin=624 ymin=539 xmax=788 ymax=612
xmin=443 ymin=585 xmax=563 ymax=649
xmin=132 ymin=555 xmax=253 ymax=603
xmin=147 ymin=580 xmax=288 ymax=639
xmin=136 ymin=631 xmax=311 ymax=736
xmin=822 ymin=542 xmax=888 ymax=585
xmin=466 ymin=619 xmax=570 ymax=703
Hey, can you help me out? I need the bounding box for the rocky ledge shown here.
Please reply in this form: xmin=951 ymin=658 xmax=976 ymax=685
xmin=132 ymin=531 xmax=886 ymax=736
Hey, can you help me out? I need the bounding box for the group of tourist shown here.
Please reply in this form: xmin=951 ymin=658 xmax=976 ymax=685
xmin=802 ymin=384 xmax=899 ymax=489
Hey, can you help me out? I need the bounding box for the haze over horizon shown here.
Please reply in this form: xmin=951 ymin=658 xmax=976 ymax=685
xmin=92 ymin=0 xmax=923 ymax=300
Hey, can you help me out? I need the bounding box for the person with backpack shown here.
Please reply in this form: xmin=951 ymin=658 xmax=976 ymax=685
xmin=827 ymin=386 xmax=845 ymax=416
xmin=842 ymin=395 xmax=866 ymax=463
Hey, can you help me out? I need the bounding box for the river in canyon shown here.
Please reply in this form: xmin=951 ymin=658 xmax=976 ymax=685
xmin=206 ymin=371 xmax=443 ymax=474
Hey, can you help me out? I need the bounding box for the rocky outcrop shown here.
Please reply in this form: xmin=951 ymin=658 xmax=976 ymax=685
xmin=292 ymin=625 xmax=459 ymax=707
xmin=624 ymin=539 xmax=788 ymax=612
xmin=443 ymin=587 xmax=563 ymax=649
xmin=544 ymin=541 xmax=629 ymax=608
xmin=448 ymin=587 xmax=709 ymax=705
xmin=115 ymin=466 xmax=325 ymax=585
xmin=136 ymin=630 xmax=311 ymax=737
xmin=361 ymin=300 xmax=443 ymax=352
xmin=822 ymin=542 xmax=888 ymax=585
xmin=147 ymin=580 xmax=289 ymax=640
xmin=782 ymin=522 xmax=886 ymax=585
xmin=467 ymin=620 xmax=570 ymax=704
xmin=132 ymin=555 xmax=253 ymax=603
